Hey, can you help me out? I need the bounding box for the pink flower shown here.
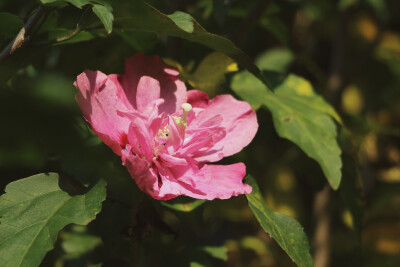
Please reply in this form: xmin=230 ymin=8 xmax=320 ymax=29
xmin=74 ymin=53 xmax=258 ymax=200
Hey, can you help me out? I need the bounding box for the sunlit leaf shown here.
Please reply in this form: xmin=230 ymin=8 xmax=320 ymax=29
xmin=0 ymin=173 xmax=106 ymax=267
xmin=232 ymin=72 xmax=342 ymax=189
xmin=167 ymin=11 xmax=194 ymax=33
xmin=245 ymin=176 xmax=313 ymax=267
xmin=186 ymin=52 xmax=238 ymax=96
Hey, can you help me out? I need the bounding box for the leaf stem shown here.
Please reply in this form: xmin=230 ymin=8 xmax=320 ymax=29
xmin=0 ymin=6 xmax=45 ymax=63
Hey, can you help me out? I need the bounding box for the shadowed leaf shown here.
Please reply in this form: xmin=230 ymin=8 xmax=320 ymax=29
xmin=0 ymin=173 xmax=106 ymax=267
xmin=246 ymin=176 xmax=313 ymax=267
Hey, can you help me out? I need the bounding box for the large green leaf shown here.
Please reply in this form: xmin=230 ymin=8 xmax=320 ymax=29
xmin=111 ymin=0 xmax=265 ymax=84
xmin=92 ymin=3 xmax=113 ymax=34
xmin=114 ymin=29 xmax=158 ymax=52
xmin=232 ymin=72 xmax=342 ymax=189
xmin=40 ymin=0 xmax=113 ymax=33
xmin=245 ymin=176 xmax=313 ymax=267
xmin=0 ymin=173 xmax=106 ymax=267
xmin=40 ymin=0 xmax=88 ymax=8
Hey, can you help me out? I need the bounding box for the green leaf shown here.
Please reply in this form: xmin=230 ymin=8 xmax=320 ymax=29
xmin=255 ymin=48 xmax=294 ymax=73
xmin=167 ymin=11 xmax=194 ymax=33
xmin=92 ymin=3 xmax=114 ymax=34
xmin=201 ymin=246 xmax=227 ymax=261
xmin=40 ymin=0 xmax=114 ymax=33
xmin=0 ymin=12 xmax=23 ymax=40
xmin=259 ymin=16 xmax=290 ymax=46
xmin=161 ymin=198 xmax=206 ymax=212
xmin=232 ymin=72 xmax=342 ymax=189
xmin=115 ymin=29 xmax=158 ymax=52
xmin=0 ymin=173 xmax=107 ymax=267
xmin=245 ymin=176 xmax=313 ymax=267
xmin=40 ymin=0 xmax=89 ymax=8
xmin=112 ymin=1 xmax=265 ymax=85
xmin=61 ymin=226 xmax=102 ymax=259
xmin=338 ymin=0 xmax=359 ymax=11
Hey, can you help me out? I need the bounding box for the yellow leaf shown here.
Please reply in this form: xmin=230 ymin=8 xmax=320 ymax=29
xmin=187 ymin=52 xmax=238 ymax=96
xmin=163 ymin=58 xmax=184 ymax=72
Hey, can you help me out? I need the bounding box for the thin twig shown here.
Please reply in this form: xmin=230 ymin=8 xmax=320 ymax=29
xmin=31 ymin=27 xmax=81 ymax=46
xmin=0 ymin=6 xmax=45 ymax=62
xmin=313 ymin=185 xmax=331 ymax=267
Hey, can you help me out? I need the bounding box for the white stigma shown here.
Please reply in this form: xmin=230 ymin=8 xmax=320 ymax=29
xmin=181 ymin=103 xmax=192 ymax=113
xmin=181 ymin=103 xmax=192 ymax=122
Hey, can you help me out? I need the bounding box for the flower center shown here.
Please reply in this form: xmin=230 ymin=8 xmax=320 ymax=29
xmin=156 ymin=103 xmax=192 ymax=138
xmin=153 ymin=103 xmax=193 ymax=157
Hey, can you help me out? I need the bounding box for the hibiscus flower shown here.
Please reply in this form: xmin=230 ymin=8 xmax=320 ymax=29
xmin=74 ymin=53 xmax=258 ymax=200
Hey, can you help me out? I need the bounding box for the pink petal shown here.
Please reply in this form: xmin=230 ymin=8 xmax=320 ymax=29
xmin=166 ymin=116 xmax=183 ymax=151
xmin=128 ymin=119 xmax=153 ymax=161
xmin=159 ymin=153 xmax=188 ymax=167
xmin=193 ymin=163 xmax=252 ymax=199
xmin=75 ymin=70 xmax=131 ymax=155
xmin=179 ymin=125 xmax=226 ymax=157
xmin=188 ymin=94 xmax=258 ymax=162
xmin=187 ymin=89 xmax=209 ymax=108
xmin=121 ymin=53 xmax=187 ymax=114
xmin=157 ymin=162 xmax=252 ymax=200
xmin=121 ymin=151 xmax=161 ymax=198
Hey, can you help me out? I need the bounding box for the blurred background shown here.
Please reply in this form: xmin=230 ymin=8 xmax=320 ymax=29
xmin=0 ymin=0 xmax=399 ymax=266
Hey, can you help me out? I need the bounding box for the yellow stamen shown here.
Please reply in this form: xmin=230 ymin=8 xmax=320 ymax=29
xmin=173 ymin=103 xmax=192 ymax=128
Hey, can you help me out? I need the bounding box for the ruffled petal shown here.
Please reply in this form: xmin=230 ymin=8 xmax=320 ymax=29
xmin=74 ymin=70 xmax=132 ymax=155
xmin=121 ymin=53 xmax=187 ymax=114
xmin=128 ymin=119 xmax=153 ymax=161
xmin=157 ymin=162 xmax=251 ymax=200
xmin=187 ymin=94 xmax=258 ymax=162
xmin=121 ymin=151 xmax=161 ymax=198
